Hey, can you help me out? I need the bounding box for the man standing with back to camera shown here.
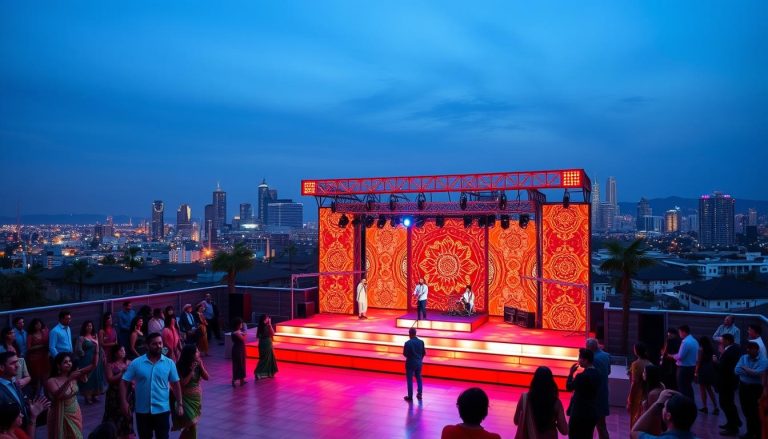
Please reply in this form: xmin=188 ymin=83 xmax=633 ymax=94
xmin=403 ymin=327 xmax=426 ymax=402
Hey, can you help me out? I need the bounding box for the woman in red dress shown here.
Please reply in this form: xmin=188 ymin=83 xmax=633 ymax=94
xmin=25 ymin=318 xmax=50 ymax=394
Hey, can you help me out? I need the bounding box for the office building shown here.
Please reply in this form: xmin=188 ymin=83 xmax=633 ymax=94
xmin=267 ymin=202 xmax=304 ymax=229
xmin=177 ymin=204 xmax=192 ymax=239
xmin=591 ymin=179 xmax=601 ymax=230
xmin=204 ymin=204 xmax=215 ymax=245
xmin=636 ymin=197 xmax=652 ymax=231
xmin=258 ymin=179 xmax=272 ymax=226
xmin=151 ymin=200 xmax=164 ymax=241
xmin=699 ymin=192 xmax=735 ymax=248
xmin=665 ymin=208 xmax=680 ymax=233
xmin=240 ymin=203 xmax=254 ymax=224
xmin=213 ymin=183 xmax=227 ymax=239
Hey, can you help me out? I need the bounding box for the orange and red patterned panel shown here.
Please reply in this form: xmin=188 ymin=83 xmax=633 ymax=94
xmin=318 ymin=208 xmax=356 ymax=314
xmin=488 ymin=222 xmax=537 ymax=317
xmin=541 ymin=204 xmax=590 ymax=331
xmin=410 ymin=218 xmax=486 ymax=312
xmin=365 ymin=226 xmax=408 ymax=309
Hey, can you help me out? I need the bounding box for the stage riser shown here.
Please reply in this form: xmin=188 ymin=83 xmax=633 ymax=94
xmin=271 ymin=335 xmax=577 ymax=369
xmin=394 ymin=315 xmax=489 ymax=333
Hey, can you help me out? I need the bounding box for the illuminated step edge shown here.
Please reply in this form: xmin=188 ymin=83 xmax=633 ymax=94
xmin=394 ymin=315 xmax=489 ymax=333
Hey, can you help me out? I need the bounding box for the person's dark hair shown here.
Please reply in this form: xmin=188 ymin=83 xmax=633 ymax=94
xmin=87 ymin=421 xmax=118 ymax=439
xmin=101 ymin=312 xmax=112 ymax=330
xmin=456 ymin=387 xmax=490 ymax=425
xmin=109 ymin=344 xmax=125 ymax=363
xmin=164 ymin=314 xmax=177 ymax=329
xmin=130 ymin=316 xmax=143 ymax=332
xmin=578 ymin=348 xmax=594 ymax=363
xmin=408 ymin=328 xmax=417 ymax=337
xmin=58 ymin=310 xmax=71 ymax=321
xmin=122 ymin=301 xmax=131 ymax=308
xmin=152 ymin=308 xmax=162 ymax=318
xmin=0 ymin=351 xmax=17 ymax=368
xmin=678 ymin=325 xmax=690 ymax=335
xmin=145 ymin=332 xmax=162 ymax=345
xmin=12 ymin=317 xmax=23 ymax=327
xmin=528 ymin=366 xmax=559 ymax=433
xmin=722 ymin=333 xmax=735 ymax=344
xmin=0 ymin=401 xmax=21 ymax=431
xmin=746 ymin=341 xmax=760 ymax=350
xmin=176 ymin=344 xmax=198 ymax=378
xmin=698 ymin=336 xmax=714 ymax=358
xmin=27 ymin=318 xmax=44 ymax=334
xmin=749 ymin=324 xmax=762 ymax=335
xmin=0 ymin=328 xmax=17 ymax=353
xmin=664 ymin=394 xmax=697 ymax=430
xmin=257 ymin=314 xmax=268 ymax=338
xmin=666 ymin=328 xmax=678 ymax=336
xmin=634 ymin=342 xmax=649 ymax=360
xmin=643 ymin=364 xmax=664 ymax=396
xmin=232 ymin=317 xmax=243 ymax=330
xmin=80 ymin=320 xmax=95 ymax=336
xmin=164 ymin=305 xmax=175 ymax=316
xmin=52 ymin=352 xmax=73 ymax=376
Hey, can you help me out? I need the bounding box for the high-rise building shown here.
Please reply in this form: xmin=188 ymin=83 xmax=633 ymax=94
xmin=748 ymin=208 xmax=758 ymax=226
xmin=665 ymin=208 xmax=680 ymax=233
xmin=685 ymin=214 xmax=699 ymax=234
xmin=699 ymin=192 xmax=735 ymax=248
xmin=213 ymin=183 xmax=227 ymax=239
xmin=591 ymin=179 xmax=601 ymax=230
xmin=176 ymin=204 xmax=192 ymax=239
xmin=267 ymin=202 xmax=304 ymax=229
xmin=598 ymin=203 xmax=616 ymax=231
xmin=606 ymin=177 xmax=617 ymax=207
xmin=204 ymin=204 xmax=215 ymax=245
xmin=191 ymin=222 xmax=200 ymax=242
xmin=151 ymin=200 xmax=164 ymax=240
xmin=240 ymin=203 xmax=253 ymax=224
xmin=636 ymin=198 xmax=652 ymax=231
xmin=258 ymin=179 xmax=272 ymax=226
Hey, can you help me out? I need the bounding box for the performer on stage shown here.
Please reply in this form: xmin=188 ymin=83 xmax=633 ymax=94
xmin=460 ymin=285 xmax=475 ymax=315
xmin=413 ymin=278 xmax=429 ymax=321
xmin=356 ymin=278 xmax=368 ymax=320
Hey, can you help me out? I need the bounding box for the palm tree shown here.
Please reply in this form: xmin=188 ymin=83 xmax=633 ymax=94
xmin=122 ymin=246 xmax=143 ymax=272
xmin=65 ymin=259 xmax=93 ymax=302
xmin=212 ymin=243 xmax=254 ymax=296
xmin=0 ymin=270 xmax=45 ymax=309
xmin=599 ymin=238 xmax=656 ymax=354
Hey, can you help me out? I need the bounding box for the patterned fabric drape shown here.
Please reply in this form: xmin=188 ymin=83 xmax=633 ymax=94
xmin=365 ymin=226 xmax=408 ymax=309
xmin=488 ymin=222 xmax=538 ymax=317
xmin=318 ymin=208 xmax=356 ymax=314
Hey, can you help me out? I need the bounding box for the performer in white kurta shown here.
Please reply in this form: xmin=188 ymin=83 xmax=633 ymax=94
xmin=356 ymin=278 xmax=368 ymax=320
xmin=413 ymin=278 xmax=429 ymax=320
xmin=460 ymin=285 xmax=475 ymax=315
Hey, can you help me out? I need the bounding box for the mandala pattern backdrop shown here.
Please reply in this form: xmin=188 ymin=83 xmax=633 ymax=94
xmin=410 ymin=219 xmax=486 ymax=312
xmin=488 ymin=222 xmax=538 ymax=317
xmin=541 ymin=204 xmax=590 ymax=331
xmin=365 ymin=226 xmax=408 ymax=309
xmin=318 ymin=208 xmax=355 ymax=314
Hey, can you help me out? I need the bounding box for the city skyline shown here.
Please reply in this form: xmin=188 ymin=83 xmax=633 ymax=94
xmin=2 ymin=2 xmax=766 ymax=218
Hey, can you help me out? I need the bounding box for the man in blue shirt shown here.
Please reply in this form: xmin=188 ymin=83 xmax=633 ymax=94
xmin=117 ymin=301 xmax=136 ymax=350
xmin=48 ymin=310 xmax=73 ymax=358
xmin=587 ymin=338 xmax=611 ymax=439
xmin=735 ymin=341 xmax=768 ymax=439
xmin=403 ymin=327 xmax=426 ymax=402
xmin=13 ymin=317 xmax=27 ymax=358
xmin=668 ymin=325 xmax=699 ymax=401
xmin=631 ymin=390 xmax=698 ymax=439
xmin=121 ymin=332 xmax=182 ymax=439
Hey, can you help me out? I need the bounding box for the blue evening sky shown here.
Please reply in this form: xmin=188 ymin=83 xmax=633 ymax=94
xmin=1 ymin=1 xmax=766 ymax=220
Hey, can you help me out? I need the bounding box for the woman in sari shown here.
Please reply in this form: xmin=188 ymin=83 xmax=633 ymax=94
xmin=254 ymin=314 xmax=278 ymax=379
xmin=25 ymin=319 xmax=50 ymax=394
xmin=102 ymin=345 xmax=134 ymax=439
xmin=45 ymin=350 xmax=97 ymax=439
xmin=75 ymin=321 xmax=104 ymax=404
xmin=172 ymin=345 xmax=209 ymax=439
xmin=162 ymin=314 xmax=182 ymax=362
xmin=231 ymin=318 xmax=247 ymax=387
xmin=627 ymin=342 xmax=652 ymax=427
xmin=97 ymin=312 xmax=117 ymax=365
xmin=195 ymin=304 xmax=209 ymax=357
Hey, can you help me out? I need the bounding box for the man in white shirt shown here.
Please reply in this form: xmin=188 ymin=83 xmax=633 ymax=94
xmin=460 ymin=285 xmax=475 ymax=315
xmin=356 ymin=278 xmax=368 ymax=320
xmin=413 ymin=278 xmax=429 ymax=321
xmin=747 ymin=324 xmax=767 ymax=359
xmin=713 ymin=315 xmax=741 ymax=344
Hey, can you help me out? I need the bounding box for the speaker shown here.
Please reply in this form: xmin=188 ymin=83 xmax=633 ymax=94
xmin=296 ymin=301 xmax=316 ymax=319
xmin=229 ymin=293 xmax=252 ymax=324
xmin=515 ymin=310 xmax=536 ymax=329
xmin=504 ymin=306 xmax=516 ymax=323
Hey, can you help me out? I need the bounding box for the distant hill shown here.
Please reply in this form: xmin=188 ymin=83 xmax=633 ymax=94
xmin=0 ymin=214 xmax=137 ymax=225
xmin=618 ymin=197 xmax=768 ymax=216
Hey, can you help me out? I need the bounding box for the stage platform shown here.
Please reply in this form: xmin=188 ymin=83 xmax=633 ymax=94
xmin=245 ymin=309 xmax=585 ymax=389
xmin=395 ymin=311 xmax=488 ymax=332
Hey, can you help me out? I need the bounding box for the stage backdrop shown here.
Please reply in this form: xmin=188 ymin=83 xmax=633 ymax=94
xmin=541 ymin=204 xmax=590 ymax=331
xmin=488 ymin=221 xmax=538 ymax=317
xmin=318 ymin=208 xmax=356 ymax=314
xmin=409 ymin=218 xmax=487 ymax=312
xmin=365 ymin=226 xmax=408 ymax=309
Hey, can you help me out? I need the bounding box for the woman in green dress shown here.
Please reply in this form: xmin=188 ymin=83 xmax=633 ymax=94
xmin=254 ymin=314 xmax=278 ymax=379
xmin=172 ymin=344 xmax=209 ymax=439
xmin=76 ymin=320 xmax=105 ymax=404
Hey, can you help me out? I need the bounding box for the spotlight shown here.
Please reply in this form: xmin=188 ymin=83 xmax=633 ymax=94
xmin=415 ymin=216 xmax=426 ymax=228
xmin=498 ymin=192 xmax=507 ymax=210
xmin=487 ymin=214 xmax=496 ymax=228
xmin=365 ymin=215 xmax=375 ymax=228
xmin=477 ymin=216 xmax=486 ymax=227
xmin=391 ymin=216 xmax=401 ymax=227
xmin=435 ymin=216 xmax=445 ymax=228
xmin=330 ymin=200 xmax=337 ymax=213
xmin=519 ymin=214 xmax=530 ymax=229
xmin=351 ymin=216 xmax=362 ymax=226
xmin=417 ymin=193 xmax=426 ymax=210
xmin=463 ymin=215 xmax=473 ymax=228
xmin=563 ymin=189 xmax=570 ymax=209
xmin=500 ymin=215 xmax=510 ymax=229
xmin=365 ymin=195 xmax=375 ymax=211
xmin=389 ymin=194 xmax=396 ymax=211
xmin=377 ymin=215 xmax=387 ymax=229
xmin=338 ymin=214 xmax=350 ymax=228
xmin=403 ymin=217 xmax=413 ymax=228
xmin=459 ymin=193 xmax=468 ymax=210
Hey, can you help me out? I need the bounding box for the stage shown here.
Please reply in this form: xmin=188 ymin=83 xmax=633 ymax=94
xmin=394 ymin=311 xmax=488 ymax=332
xmin=245 ymin=309 xmax=585 ymax=389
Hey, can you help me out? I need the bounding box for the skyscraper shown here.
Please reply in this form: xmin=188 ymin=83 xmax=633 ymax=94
xmin=258 ymin=179 xmax=273 ymax=226
xmin=151 ymin=200 xmax=164 ymax=240
xmin=204 ymin=204 xmax=215 ymax=245
xmin=665 ymin=208 xmax=680 ymax=233
xmin=240 ymin=203 xmax=253 ymax=224
xmin=213 ymin=183 xmax=227 ymax=240
xmin=267 ymin=201 xmax=304 ymax=229
xmin=177 ymin=204 xmax=192 ymax=239
xmin=748 ymin=208 xmax=758 ymax=226
xmin=699 ymin=192 xmax=735 ymax=248
xmin=636 ymin=198 xmax=652 ymax=231
xmin=606 ymin=177 xmax=617 ymax=207
xmin=591 ymin=179 xmax=601 ymax=230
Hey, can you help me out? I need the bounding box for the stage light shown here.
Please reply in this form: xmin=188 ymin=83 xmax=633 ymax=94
xmin=500 ymin=215 xmax=510 ymax=229
xmin=435 ymin=216 xmax=445 ymax=228
xmin=389 ymin=194 xmax=396 ymax=211
xmin=377 ymin=215 xmax=387 ymax=229
xmin=417 ymin=193 xmax=426 ymax=210
xmin=391 ymin=216 xmax=401 ymax=227
xmin=415 ymin=216 xmax=426 ymax=228
xmin=463 ymin=215 xmax=472 ymax=228
xmin=519 ymin=214 xmax=530 ymax=229
xmin=498 ymin=192 xmax=507 ymax=210
xmin=487 ymin=214 xmax=496 ymax=228
xmin=477 ymin=216 xmax=486 ymax=227
xmin=330 ymin=200 xmax=337 ymax=213
xmin=365 ymin=215 xmax=375 ymax=228
xmin=403 ymin=217 xmax=412 ymax=228
xmin=338 ymin=214 xmax=349 ymax=228
xmin=351 ymin=216 xmax=362 ymax=226
xmin=459 ymin=193 xmax=468 ymax=210
xmin=563 ymin=189 xmax=570 ymax=209
xmin=365 ymin=195 xmax=375 ymax=211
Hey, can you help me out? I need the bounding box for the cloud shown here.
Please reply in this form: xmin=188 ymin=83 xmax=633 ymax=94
xmin=409 ymin=98 xmax=520 ymax=128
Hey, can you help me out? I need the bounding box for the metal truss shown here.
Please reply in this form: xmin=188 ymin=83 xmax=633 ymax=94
xmin=302 ymin=169 xmax=589 ymax=196
xmin=331 ymin=200 xmax=535 ymax=216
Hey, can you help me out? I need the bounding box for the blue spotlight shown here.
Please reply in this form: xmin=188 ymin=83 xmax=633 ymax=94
xmin=403 ymin=217 xmax=413 ymax=227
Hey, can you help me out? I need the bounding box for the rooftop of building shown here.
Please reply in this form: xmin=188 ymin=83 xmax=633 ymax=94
xmin=674 ymin=277 xmax=768 ymax=300
xmin=632 ymin=264 xmax=693 ymax=282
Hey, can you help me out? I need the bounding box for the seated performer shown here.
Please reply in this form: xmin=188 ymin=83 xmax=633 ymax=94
xmin=460 ymin=285 xmax=475 ymax=315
